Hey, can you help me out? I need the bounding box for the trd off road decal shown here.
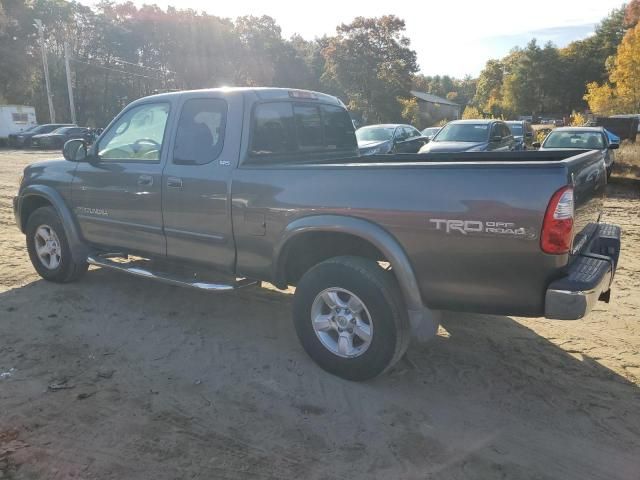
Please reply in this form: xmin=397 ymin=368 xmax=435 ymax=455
xmin=429 ymin=219 xmax=534 ymax=238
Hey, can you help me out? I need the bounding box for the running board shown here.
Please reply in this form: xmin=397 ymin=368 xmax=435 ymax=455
xmin=86 ymin=254 xmax=257 ymax=292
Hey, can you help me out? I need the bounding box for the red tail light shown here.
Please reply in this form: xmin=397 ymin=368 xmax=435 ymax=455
xmin=541 ymin=186 xmax=574 ymax=254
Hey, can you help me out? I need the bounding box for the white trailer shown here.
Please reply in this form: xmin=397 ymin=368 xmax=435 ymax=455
xmin=0 ymin=105 xmax=37 ymax=143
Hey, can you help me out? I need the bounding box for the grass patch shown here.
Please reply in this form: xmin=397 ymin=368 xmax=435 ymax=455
xmin=612 ymin=135 xmax=640 ymax=179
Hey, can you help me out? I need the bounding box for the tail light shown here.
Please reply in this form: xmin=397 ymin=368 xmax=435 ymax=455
xmin=541 ymin=186 xmax=574 ymax=254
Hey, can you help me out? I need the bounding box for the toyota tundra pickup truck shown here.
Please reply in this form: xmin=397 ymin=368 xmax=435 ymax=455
xmin=13 ymin=88 xmax=621 ymax=380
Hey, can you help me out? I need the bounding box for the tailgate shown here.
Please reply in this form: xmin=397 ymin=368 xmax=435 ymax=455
xmin=566 ymin=150 xmax=607 ymax=255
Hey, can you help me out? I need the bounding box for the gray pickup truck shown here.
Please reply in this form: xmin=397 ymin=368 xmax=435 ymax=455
xmin=14 ymin=88 xmax=621 ymax=380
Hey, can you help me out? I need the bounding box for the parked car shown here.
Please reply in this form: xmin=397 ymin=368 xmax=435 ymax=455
xmin=0 ymin=105 xmax=37 ymax=145
xmin=533 ymin=126 xmax=618 ymax=177
xmin=14 ymin=88 xmax=621 ymax=381
xmin=8 ymin=123 xmax=75 ymax=148
xmin=505 ymin=120 xmax=534 ymax=150
xmin=31 ymin=126 xmax=92 ymax=149
xmin=356 ymin=124 xmax=427 ymax=155
xmin=421 ymin=127 xmax=441 ymax=141
xmin=418 ymin=119 xmax=518 ymax=153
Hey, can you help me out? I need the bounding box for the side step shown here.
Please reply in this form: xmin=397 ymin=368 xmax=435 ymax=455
xmin=86 ymin=254 xmax=258 ymax=292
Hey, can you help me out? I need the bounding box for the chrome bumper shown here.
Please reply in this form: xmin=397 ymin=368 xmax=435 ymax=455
xmin=545 ymin=223 xmax=620 ymax=320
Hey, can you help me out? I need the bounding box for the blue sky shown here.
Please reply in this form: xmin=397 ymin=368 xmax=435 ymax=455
xmin=81 ymin=0 xmax=625 ymax=77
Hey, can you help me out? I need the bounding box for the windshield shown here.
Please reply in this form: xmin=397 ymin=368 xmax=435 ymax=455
xmin=543 ymin=131 xmax=605 ymax=149
xmin=356 ymin=127 xmax=395 ymax=142
xmin=507 ymin=123 xmax=523 ymax=135
xmin=422 ymin=127 xmax=440 ymax=136
xmin=433 ymin=123 xmax=489 ymax=142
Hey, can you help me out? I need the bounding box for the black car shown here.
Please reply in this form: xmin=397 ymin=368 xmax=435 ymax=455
xmin=505 ymin=120 xmax=534 ymax=150
xmin=418 ymin=119 xmax=518 ymax=153
xmin=356 ymin=124 xmax=427 ymax=155
xmin=31 ymin=126 xmax=92 ymax=149
xmin=8 ymin=123 xmax=75 ymax=148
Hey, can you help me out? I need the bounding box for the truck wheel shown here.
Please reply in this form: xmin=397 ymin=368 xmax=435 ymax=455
xmin=293 ymin=256 xmax=410 ymax=381
xmin=26 ymin=206 xmax=88 ymax=283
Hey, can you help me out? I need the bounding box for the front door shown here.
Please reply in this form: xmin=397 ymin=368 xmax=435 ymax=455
xmin=161 ymin=94 xmax=240 ymax=272
xmin=72 ymin=102 xmax=171 ymax=256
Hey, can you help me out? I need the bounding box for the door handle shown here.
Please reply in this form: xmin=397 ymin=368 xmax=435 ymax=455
xmin=137 ymin=174 xmax=153 ymax=186
xmin=167 ymin=177 xmax=183 ymax=188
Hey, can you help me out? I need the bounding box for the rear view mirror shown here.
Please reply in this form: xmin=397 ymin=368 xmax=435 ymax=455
xmin=609 ymin=143 xmax=619 ymax=150
xmin=532 ymin=142 xmax=541 ymax=149
xmin=63 ymin=138 xmax=87 ymax=162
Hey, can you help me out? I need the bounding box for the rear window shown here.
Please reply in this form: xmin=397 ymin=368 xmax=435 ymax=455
xmin=249 ymin=101 xmax=356 ymax=161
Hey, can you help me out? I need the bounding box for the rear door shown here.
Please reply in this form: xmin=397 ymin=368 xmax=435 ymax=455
xmin=72 ymin=101 xmax=171 ymax=256
xmin=161 ymin=93 xmax=241 ymax=272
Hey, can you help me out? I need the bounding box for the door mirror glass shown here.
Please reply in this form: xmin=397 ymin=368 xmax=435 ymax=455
xmin=532 ymin=141 xmax=541 ymax=148
xmin=525 ymin=131 xmax=533 ymax=138
xmin=62 ymin=139 xmax=87 ymax=162
xmin=490 ymin=135 xmax=502 ymax=143
xmin=608 ymin=143 xmax=619 ymax=150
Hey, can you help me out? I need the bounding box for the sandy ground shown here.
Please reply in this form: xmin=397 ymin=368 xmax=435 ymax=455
xmin=0 ymin=149 xmax=639 ymax=480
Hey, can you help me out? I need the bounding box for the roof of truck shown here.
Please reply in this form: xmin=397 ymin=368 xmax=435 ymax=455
xmin=136 ymin=87 xmax=344 ymax=106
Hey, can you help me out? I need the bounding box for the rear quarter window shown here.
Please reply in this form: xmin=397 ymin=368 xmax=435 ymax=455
xmin=248 ymin=101 xmax=356 ymax=162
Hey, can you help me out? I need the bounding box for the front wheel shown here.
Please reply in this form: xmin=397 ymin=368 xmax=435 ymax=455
xmin=293 ymin=256 xmax=410 ymax=381
xmin=26 ymin=206 xmax=88 ymax=283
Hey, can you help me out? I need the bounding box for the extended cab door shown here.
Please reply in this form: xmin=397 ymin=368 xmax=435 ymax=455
xmin=160 ymin=93 xmax=241 ymax=272
xmin=72 ymin=102 xmax=171 ymax=256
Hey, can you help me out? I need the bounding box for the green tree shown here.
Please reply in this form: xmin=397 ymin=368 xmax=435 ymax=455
xmin=322 ymin=15 xmax=418 ymax=123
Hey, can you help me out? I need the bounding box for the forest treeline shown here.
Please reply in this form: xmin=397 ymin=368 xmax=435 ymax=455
xmin=0 ymin=0 xmax=638 ymax=127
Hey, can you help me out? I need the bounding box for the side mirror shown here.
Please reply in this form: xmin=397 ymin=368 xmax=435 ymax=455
xmin=63 ymin=138 xmax=88 ymax=162
xmin=526 ymin=132 xmax=533 ymax=138
xmin=608 ymin=143 xmax=619 ymax=150
xmin=532 ymin=141 xmax=541 ymax=149
xmin=490 ymin=135 xmax=502 ymax=143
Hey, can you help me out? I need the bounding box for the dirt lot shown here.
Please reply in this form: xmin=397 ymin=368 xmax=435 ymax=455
xmin=1 ymin=149 xmax=639 ymax=479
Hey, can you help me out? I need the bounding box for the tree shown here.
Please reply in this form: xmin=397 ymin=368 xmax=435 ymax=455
xmin=462 ymin=105 xmax=482 ymax=119
xmin=585 ymin=23 xmax=640 ymax=114
xmin=322 ymin=15 xmax=418 ymax=123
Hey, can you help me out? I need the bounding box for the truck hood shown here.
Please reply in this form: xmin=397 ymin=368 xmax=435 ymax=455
xmin=420 ymin=141 xmax=488 ymax=153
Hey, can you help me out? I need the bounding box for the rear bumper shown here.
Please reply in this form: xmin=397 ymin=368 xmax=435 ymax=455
xmin=545 ymin=223 xmax=621 ymax=320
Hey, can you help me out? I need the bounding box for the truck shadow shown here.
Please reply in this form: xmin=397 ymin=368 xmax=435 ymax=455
xmin=1 ymin=269 xmax=638 ymax=479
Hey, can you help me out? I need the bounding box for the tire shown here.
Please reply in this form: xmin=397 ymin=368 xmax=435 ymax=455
xmin=26 ymin=206 xmax=88 ymax=283
xmin=293 ymin=256 xmax=410 ymax=381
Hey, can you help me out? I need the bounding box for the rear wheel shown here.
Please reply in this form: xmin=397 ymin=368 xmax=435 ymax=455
xmin=293 ymin=256 xmax=410 ymax=381
xmin=26 ymin=206 xmax=87 ymax=283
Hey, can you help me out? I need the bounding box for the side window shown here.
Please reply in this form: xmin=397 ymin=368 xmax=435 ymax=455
xmin=322 ymin=104 xmax=356 ymax=150
xmin=294 ymin=105 xmax=323 ymax=151
xmin=407 ymin=127 xmax=420 ymax=139
xmin=174 ymin=98 xmax=227 ymax=165
xmin=98 ymin=103 xmax=170 ymax=162
xmin=395 ymin=128 xmax=407 ymax=141
xmin=249 ymin=101 xmax=357 ymax=162
xmin=250 ymin=103 xmax=296 ymax=156
xmin=501 ymin=124 xmax=511 ymax=138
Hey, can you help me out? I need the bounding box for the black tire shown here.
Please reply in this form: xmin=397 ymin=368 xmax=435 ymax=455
xmin=26 ymin=206 xmax=88 ymax=283
xmin=293 ymin=256 xmax=410 ymax=381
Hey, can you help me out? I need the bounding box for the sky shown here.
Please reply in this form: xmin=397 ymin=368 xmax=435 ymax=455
xmin=81 ymin=0 xmax=625 ymax=78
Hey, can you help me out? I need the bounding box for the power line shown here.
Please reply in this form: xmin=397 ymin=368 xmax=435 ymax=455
xmin=111 ymin=57 xmax=176 ymax=75
xmin=70 ymin=58 xmax=161 ymax=80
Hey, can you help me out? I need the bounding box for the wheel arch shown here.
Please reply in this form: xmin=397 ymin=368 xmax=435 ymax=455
xmin=18 ymin=185 xmax=88 ymax=262
xmin=273 ymin=215 xmax=425 ymax=313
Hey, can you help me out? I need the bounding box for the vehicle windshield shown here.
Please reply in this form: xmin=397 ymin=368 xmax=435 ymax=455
xmin=543 ymin=131 xmax=605 ymax=149
xmin=356 ymin=127 xmax=395 ymax=142
xmin=422 ymin=127 xmax=440 ymax=136
xmin=507 ymin=123 xmax=523 ymax=135
xmin=433 ymin=123 xmax=489 ymax=142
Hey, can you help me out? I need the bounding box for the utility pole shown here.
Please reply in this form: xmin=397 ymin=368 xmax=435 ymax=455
xmin=64 ymin=42 xmax=76 ymax=124
xmin=34 ymin=19 xmax=55 ymax=123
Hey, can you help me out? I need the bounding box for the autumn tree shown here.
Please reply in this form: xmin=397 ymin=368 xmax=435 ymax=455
xmin=585 ymin=23 xmax=640 ymax=114
xmin=322 ymin=15 xmax=418 ymax=123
